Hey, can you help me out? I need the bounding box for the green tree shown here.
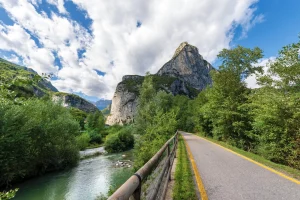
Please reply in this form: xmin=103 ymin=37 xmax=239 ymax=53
xmin=76 ymin=132 xmax=91 ymax=150
xmin=85 ymin=111 xmax=105 ymax=132
xmin=85 ymin=111 xmax=105 ymax=144
xmin=0 ymin=99 xmax=80 ymax=187
xmin=192 ymin=89 xmax=213 ymax=136
xmin=200 ymin=46 xmax=263 ymax=149
xmin=250 ymin=38 xmax=300 ymax=169
xmin=133 ymin=74 xmax=178 ymax=169
xmin=105 ymin=126 xmax=134 ymax=153
xmin=69 ymin=108 xmax=87 ymax=130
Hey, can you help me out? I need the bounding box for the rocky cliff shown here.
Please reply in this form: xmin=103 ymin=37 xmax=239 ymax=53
xmin=156 ymin=42 xmax=213 ymax=90
xmin=106 ymin=42 xmax=214 ymax=125
xmin=52 ymin=93 xmax=98 ymax=113
xmin=106 ymin=75 xmax=143 ymax=125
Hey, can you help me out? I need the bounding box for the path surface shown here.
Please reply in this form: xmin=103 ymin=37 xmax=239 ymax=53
xmin=181 ymin=131 xmax=300 ymax=200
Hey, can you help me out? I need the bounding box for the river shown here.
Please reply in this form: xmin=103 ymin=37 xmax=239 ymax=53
xmin=13 ymin=150 xmax=133 ymax=200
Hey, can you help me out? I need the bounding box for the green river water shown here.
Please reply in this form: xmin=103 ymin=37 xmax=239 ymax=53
xmin=13 ymin=151 xmax=133 ymax=200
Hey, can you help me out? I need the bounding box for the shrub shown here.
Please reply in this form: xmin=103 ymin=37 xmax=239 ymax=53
xmin=105 ymin=126 xmax=134 ymax=153
xmin=0 ymin=99 xmax=80 ymax=187
xmin=0 ymin=188 xmax=19 ymax=200
xmin=88 ymin=130 xmax=102 ymax=144
xmin=76 ymin=132 xmax=91 ymax=150
xmin=85 ymin=111 xmax=105 ymax=132
xmin=69 ymin=108 xmax=87 ymax=130
xmin=103 ymin=125 xmax=123 ymax=137
xmin=105 ymin=134 xmax=122 ymax=153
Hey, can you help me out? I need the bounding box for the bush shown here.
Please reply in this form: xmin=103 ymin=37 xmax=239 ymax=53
xmin=0 ymin=188 xmax=19 ymax=200
xmin=85 ymin=111 xmax=105 ymax=132
xmin=0 ymin=99 xmax=80 ymax=187
xmin=105 ymin=134 xmax=122 ymax=153
xmin=76 ymin=133 xmax=91 ymax=150
xmin=103 ymin=125 xmax=123 ymax=137
xmin=105 ymin=126 xmax=134 ymax=153
xmin=69 ymin=108 xmax=87 ymax=130
xmin=88 ymin=130 xmax=102 ymax=144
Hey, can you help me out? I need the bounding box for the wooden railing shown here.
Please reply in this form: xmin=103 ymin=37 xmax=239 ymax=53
xmin=108 ymin=131 xmax=179 ymax=200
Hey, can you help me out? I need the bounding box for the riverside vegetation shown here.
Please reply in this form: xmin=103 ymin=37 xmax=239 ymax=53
xmin=0 ymin=59 xmax=134 ymax=198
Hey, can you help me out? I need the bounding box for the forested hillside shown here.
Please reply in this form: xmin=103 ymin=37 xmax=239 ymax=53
xmin=0 ymin=58 xmax=58 ymax=102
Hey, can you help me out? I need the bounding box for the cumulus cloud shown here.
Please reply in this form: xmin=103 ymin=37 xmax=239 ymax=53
xmin=46 ymin=0 xmax=67 ymax=14
xmin=0 ymin=0 xmax=263 ymax=99
xmin=3 ymin=54 xmax=21 ymax=64
xmin=245 ymin=57 xmax=276 ymax=88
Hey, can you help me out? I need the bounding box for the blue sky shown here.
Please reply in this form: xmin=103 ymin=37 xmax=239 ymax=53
xmin=232 ymin=0 xmax=300 ymax=58
xmin=0 ymin=0 xmax=299 ymax=101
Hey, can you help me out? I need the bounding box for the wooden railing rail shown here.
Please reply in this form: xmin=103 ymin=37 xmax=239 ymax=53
xmin=108 ymin=131 xmax=179 ymax=200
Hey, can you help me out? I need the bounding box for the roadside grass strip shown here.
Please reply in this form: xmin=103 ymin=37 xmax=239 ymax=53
xmin=173 ymin=136 xmax=197 ymax=200
xmin=196 ymin=133 xmax=300 ymax=184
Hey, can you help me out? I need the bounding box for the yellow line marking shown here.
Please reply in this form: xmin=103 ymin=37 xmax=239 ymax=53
xmin=183 ymin=137 xmax=208 ymax=200
xmin=195 ymin=134 xmax=300 ymax=185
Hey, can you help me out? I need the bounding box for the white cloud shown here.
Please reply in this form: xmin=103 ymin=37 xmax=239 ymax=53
xmin=46 ymin=0 xmax=67 ymax=14
xmin=0 ymin=23 xmax=57 ymax=73
xmin=245 ymin=57 xmax=276 ymax=88
xmin=3 ymin=54 xmax=21 ymax=64
xmin=0 ymin=0 xmax=263 ymax=99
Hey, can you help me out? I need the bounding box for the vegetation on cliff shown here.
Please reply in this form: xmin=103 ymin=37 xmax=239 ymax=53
xmin=121 ymin=73 xmax=200 ymax=97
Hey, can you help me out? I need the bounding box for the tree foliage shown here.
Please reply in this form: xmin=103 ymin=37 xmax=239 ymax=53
xmin=85 ymin=111 xmax=105 ymax=144
xmin=0 ymin=99 xmax=80 ymax=187
xmin=105 ymin=126 xmax=134 ymax=153
xmin=133 ymin=74 xmax=178 ymax=169
xmin=190 ymin=41 xmax=299 ymax=169
xmin=249 ymin=38 xmax=300 ymax=169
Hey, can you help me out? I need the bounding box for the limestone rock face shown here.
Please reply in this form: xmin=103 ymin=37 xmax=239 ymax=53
xmin=106 ymin=42 xmax=214 ymax=125
xmin=106 ymin=76 xmax=143 ymax=125
xmin=157 ymin=42 xmax=213 ymax=91
xmin=52 ymin=93 xmax=98 ymax=113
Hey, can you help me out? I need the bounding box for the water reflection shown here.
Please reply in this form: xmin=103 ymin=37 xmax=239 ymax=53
xmin=14 ymin=151 xmax=133 ymax=200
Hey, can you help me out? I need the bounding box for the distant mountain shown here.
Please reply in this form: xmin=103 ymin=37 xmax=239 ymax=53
xmin=106 ymin=42 xmax=214 ymax=125
xmin=0 ymin=57 xmax=58 ymax=97
xmin=0 ymin=57 xmax=97 ymax=113
xmin=95 ymin=99 xmax=112 ymax=110
xmin=52 ymin=92 xmax=98 ymax=113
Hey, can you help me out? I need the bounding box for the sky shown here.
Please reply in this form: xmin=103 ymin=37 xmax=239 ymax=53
xmin=0 ymin=0 xmax=299 ymax=101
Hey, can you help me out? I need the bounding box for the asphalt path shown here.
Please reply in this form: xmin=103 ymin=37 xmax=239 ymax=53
xmin=181 ymin=131 xmax=300 ymax=200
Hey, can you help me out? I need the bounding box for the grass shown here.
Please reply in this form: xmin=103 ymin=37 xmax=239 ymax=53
xmin=173 ymin=135 xmax=197 ymax=200
xmin=196 ymin=132 xmax=300 ymax=180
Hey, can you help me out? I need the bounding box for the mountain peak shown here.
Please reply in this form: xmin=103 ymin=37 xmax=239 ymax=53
xmin=157 ymin=42 xmax=213 ymax=91
xmin=172 ymin=42 xmax=198 ymax=58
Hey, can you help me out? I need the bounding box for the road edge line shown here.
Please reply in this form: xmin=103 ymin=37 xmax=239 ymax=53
xmin=183 ymin=137 xmax=208 ymax=200
xmin=195 ymin=134 xmax=300 ymax=185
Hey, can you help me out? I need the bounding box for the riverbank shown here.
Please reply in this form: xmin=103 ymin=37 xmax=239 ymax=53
xmin=13 ymin=150 xmax=133 ymax=200
xmin=80 ymin=146 xmax=107 ymax=159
